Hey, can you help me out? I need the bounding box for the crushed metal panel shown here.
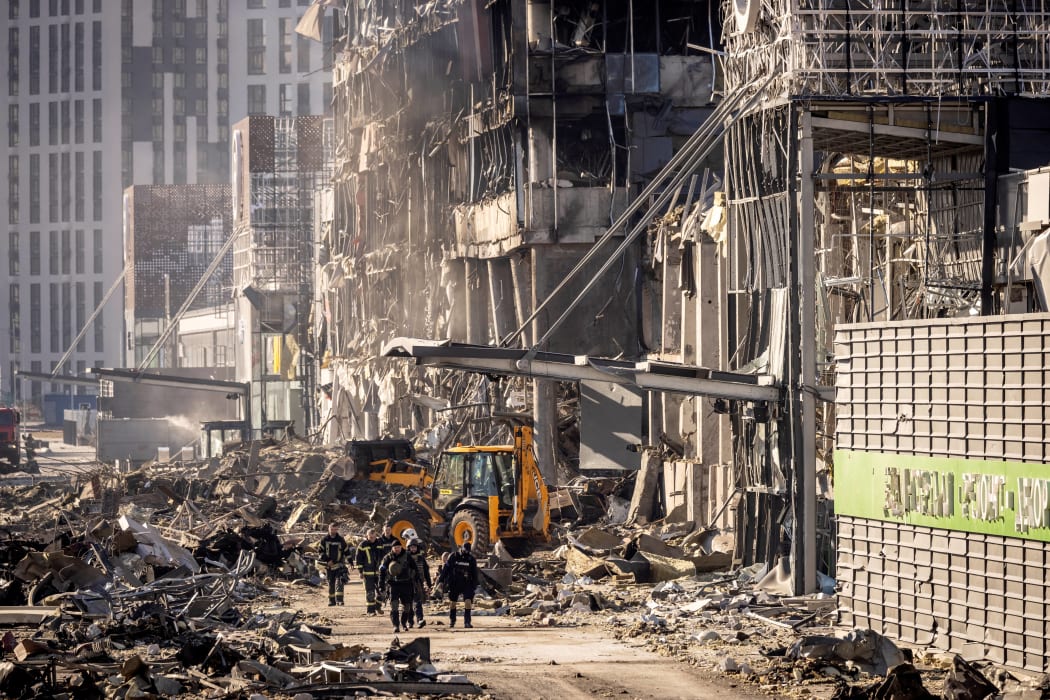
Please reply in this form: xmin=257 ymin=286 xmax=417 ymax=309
xmin=605 ymin=53 xmax=660 ymax=94
xmin=579 ymin=380 xmax=643 ymax=472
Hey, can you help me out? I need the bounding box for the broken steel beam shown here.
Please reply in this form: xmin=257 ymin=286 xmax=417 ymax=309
xmin=382 ymin=338 xmax=780 ymax=402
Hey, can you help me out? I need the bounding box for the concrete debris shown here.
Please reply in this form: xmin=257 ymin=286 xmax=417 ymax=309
xmin=0 ymin=434 xmax=1042 ymax=700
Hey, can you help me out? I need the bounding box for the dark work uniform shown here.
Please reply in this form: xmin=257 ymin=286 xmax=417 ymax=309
xmin=319 ymin=532 xmax=349 ymax=606
xmin=407 ymin=546 xmax=432 ymax=627
xmin=376 ymin=533 xmax=397 ymax=562
xmin=355 ymin=537 xmax=383 ymax=614
xmin=379 ymin=548 xmax=419 ymax=632
xmin=439 ymin=544 xmax=479 ymax=628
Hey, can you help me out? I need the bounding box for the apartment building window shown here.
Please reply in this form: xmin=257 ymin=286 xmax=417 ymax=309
xmin=49 ymin=283 xmax=59 ymax=352
xmin=247 ymin=19 xmax=265 ymax=75
xmin=92 ymin=21 xmax=101 ymax=90
xmin=61 ymin=101 xmax=70 ymax=144
xmin=195 ymin=21 xmax=206 ymax=39
xmin=74 ymin=100 xmax=84 ymax=143
xmin=8 ymin=105 xmax=18 ymax=147
xmin=195 ymin=98 xmax=207 ymax=114
xmin=248 ymin=0 xmax=265 ymax=7
xmin=9 ymin=285 xmax=20 ymax=354
xmin=74 ymin=230 xmax=84 ymax=274
xmin=8 ymin=30 xmax=19 ymax=97
xmin=93 ymin=229 xmax=101 ymax=273
xmin=196 ymin=47 xmax=206 ymax=64
xmin=280 ymin=0 xmax=290 ymax=6
xmin=48 ymin=102 xmax=58 ymax=145
xmin=279 ymin=84 xmax=293 ymax=115
xmin=151 ymin=73 xmax=163 ymax=89
xmin=61 ymin=153 xmax=71 ymax=221
xmin=9 ymin=1 xmax=18 ymax=19
xmin=74 ymin=153 xmax=84 ymax=221
xmin=30 ymin=0 xmax=39 ymax=18
xmin=92 ymin=99 xmax=101 ymax=142
xmin=194 ymin=72 xmax=205 ymax=89
xmin=49 ymin=154 xmax=58 ymax=222
xmin=9 ymin=157 xmax=19 ymax=225
xmin=297 ymin=33 xmax=311 ymax=73
xmin=92 ymin=152 xmax=101 ymax=221
xmin=93 ymin=281 xmax=103 ymax=352
xmin=218 ymin=73 xmax=228 ymax=89
xmin=173 ymin=21 xmax=184 ymax=38
xmin=74 ymin=23 xmax=84 ymax=91
xmin=30 ymin=284 xmax=40 ymax=353
xmin=49 ymin=232 xmax=57 ymax=274
xmin=61 ymin=230 xmax=71 ymax=274
xmin=29 ymin=155 xmax=39 ymax=223
xmin=61 ymin=24 xmax=71 ymax=93
xmin=174 ymin=97 xmax=185 ymax=116
xmin=29 ymin=104 xmax=39 ymax=146
xmin=75 ymin=282 xmax=85 ymax=351
xmin=298 ymin=83 xmax=310 ymax=115
xmin=30 ymin=232 xmax=40 ymax=275
xmin=29 ymin=26 xmax=40 ymax=95
xmin=75 ymin=0 xmax=82 ymax=13
xmin=153 ymin=46 xmax=163 ymax=64
xmin=9 ymin=233 xmax=20 ymax=276
xmin=62 ymin=282 xmax=71 ymax=350
xmin=248 ymin=85 xmax=267 ymax=114
xmin=279 ymin=18 xmax=293 ymax=73
xmin=218 ymin=99 xmax=228 ymax=118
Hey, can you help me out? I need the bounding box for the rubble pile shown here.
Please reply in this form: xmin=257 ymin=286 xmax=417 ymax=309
xmin=0 ymin=437 xmax=482 ymax=698
xmin=1 ymin=435 xmax=1048 ymax=699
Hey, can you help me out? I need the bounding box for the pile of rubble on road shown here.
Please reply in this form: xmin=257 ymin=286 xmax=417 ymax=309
xmin=0 ymin=434 xmax=1047 ymax=699
xmin=0 ymin=437 xmax=481 ymax=698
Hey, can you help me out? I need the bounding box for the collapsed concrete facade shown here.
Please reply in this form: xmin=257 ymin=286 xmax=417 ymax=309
xmin=319 ymin=0 xmax=724 ymax=484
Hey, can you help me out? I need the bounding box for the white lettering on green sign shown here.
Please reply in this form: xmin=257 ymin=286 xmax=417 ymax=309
xmin=959 ymin=473 xmax=1006 ymax=524
xmin=1015 ymin=477 xmax=1050 ymax=533
xmin=884 ymin=468 xmax=953 ymax=519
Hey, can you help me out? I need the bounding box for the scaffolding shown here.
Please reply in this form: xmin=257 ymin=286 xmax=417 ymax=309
xmin=723 ymin=0 xmax=1050 ymax=97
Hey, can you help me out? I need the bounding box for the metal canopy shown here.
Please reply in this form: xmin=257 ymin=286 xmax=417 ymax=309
xmin=381 ymin=338 xmax=781 ymax=403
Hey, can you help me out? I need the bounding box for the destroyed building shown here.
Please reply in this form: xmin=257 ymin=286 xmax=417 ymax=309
xmin=312 ymin=0 xmax=1050 ymax=674
xmin=122 ymin=184 xmax=232 ymax=368
xmin=319 ymin=0 xmax=723 ymax=484
xmin=232 ymin=115 xmax=332 ymax=437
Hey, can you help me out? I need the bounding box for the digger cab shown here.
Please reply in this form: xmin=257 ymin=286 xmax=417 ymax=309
xmin=432 ymin=447 xmax=516 ymax=513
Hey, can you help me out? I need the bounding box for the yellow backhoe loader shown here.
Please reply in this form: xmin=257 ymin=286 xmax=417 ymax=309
xmin=352 ymin=424 xmax=550 ymax=555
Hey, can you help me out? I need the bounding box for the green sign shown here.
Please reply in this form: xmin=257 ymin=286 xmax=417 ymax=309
xmin=835 ymin=450 xmax=1050 ymax=542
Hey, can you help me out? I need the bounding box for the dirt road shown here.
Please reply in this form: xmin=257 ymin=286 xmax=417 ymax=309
xmin=281 ymin=575 xmax=772 ymax=699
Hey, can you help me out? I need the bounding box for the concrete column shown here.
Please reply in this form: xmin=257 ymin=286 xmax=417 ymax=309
xmin=509 ymin=252 xmax=532 ymax=346
xmin=464 ymin=258 xmax=488 ymax=345
xmin=487 ymin=258 xmax=516 ymax=344
xmin=532 ymin=378 xmax=558 ymax=486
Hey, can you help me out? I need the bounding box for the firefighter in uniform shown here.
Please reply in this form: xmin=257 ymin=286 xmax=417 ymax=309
xmin=377 ymin=525 xmax=397 ymax=561
xmin=318 ymin=523 xmax=349 ymax=606
xmin=378 ymin=539 xmax=418 ymax=633
xmin=354 ymin=528 xmax=383 ymax=615
xmin=439 ymin=537 xmax=479 ymax=628
xmin=406 ymin=538 xmax=431 ymax=628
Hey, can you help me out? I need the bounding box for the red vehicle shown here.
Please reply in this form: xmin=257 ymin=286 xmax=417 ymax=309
xmin=0 ymin=407 xmax=21 ymax=468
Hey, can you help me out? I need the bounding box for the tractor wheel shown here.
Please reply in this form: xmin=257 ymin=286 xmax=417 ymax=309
xmin=450 ymin=509 xmax=490 ymax=554
xmin=387 ymin=507 xmax=431 ymax=549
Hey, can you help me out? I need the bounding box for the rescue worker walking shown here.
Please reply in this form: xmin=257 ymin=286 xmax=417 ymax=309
xmin=318 ymin=523 xmax=349 ymax=606
xmin=377 ymin=525 xmax=397 ymax=561
xmin=354 ymin=528 xmax=383 ymax=615
xmin=439 ymin=538 xmax=479 ymax=628
xmin=406 ymin=538 xmax=431 ymax=628
xmin=378 ymin=539 xmax=418 ymax=633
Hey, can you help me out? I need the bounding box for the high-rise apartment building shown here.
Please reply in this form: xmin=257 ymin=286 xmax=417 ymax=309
xmin=0 ymin=0 xmax=334 ymax=408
